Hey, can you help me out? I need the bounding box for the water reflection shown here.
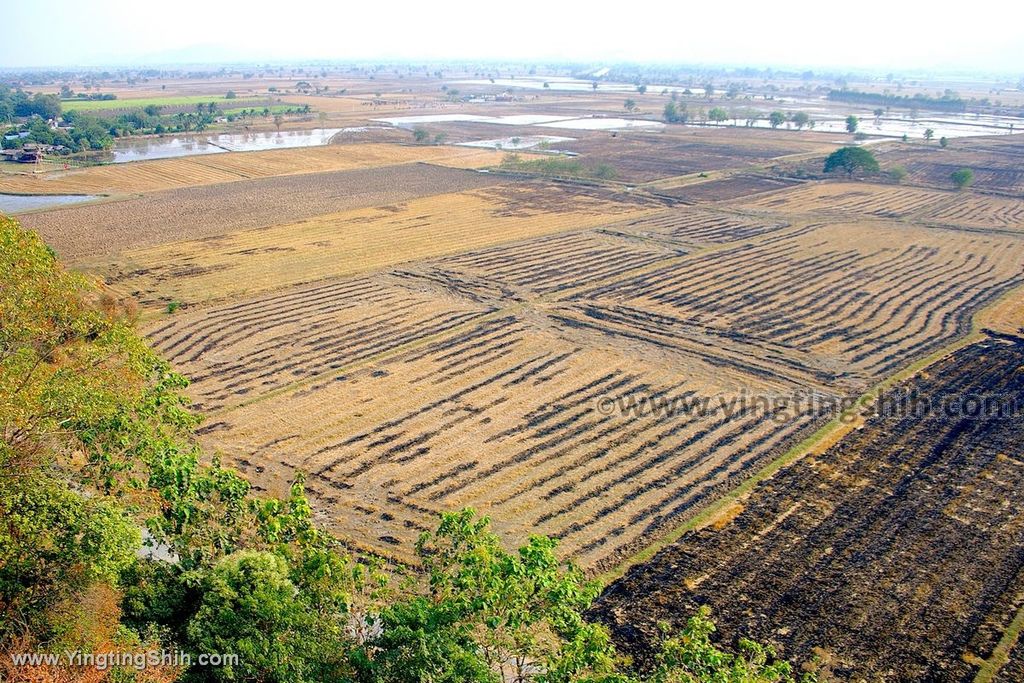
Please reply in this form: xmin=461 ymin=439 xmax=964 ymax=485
xmin=109 ymin=128 xmax=344 ymax=163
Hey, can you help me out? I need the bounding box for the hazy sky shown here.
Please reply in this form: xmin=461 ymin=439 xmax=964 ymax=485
xmin=2 ymin=0 xmax=1022 ymax=73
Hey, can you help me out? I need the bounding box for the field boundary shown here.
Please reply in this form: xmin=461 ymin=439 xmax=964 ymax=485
xmin=975 ymin=596 xmax=1024 ymax=683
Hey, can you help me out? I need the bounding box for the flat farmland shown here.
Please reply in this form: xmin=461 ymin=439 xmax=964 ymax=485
xmin=570 ymin=221 xmax=1024 ymax=384
xmin=147 ymin=275 xmax=498 ymax=411
xmin=554 ymin=128 xmax=835 ymax=183
xmin=394 ymin=124 xmax=835 ymax=183
xmin=742 ymin=182 xmax=958 ymax=219
xmin=19 ymin=163 xmax=504 ymax=259
xmin=100 ymin=183 xmax=659 ymax=310
xmin=744 ymin=181 xmax=1024 ymax=234
xmin=143 ymin=196 xmax=1024 ymax=573
xmin=655 ymin=174 xmax=803 ymax=203
xmin=874 ymin=137 xmax=1024 ymax=196
xmin=591 ymin=336 xmax=1024 ymax=682
xmin=0 ymin=143 xmax=511 ymax=196
xmin=601 ymin=207 xmax=791 ymax=246
xmin=184 ymin=307 xmax=824 ymax=569
xmin=428 ymin=230 xmax=684 ymax=296
xmin=920 ymin=193 xmax=1024 ymax=232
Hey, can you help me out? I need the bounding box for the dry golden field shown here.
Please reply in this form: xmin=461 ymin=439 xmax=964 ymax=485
xmin=742 ymin=182 xmax=958 ymax=218
xmin=742 ymin=180 xmax=1024 ymax=232
xmin=13 ymin=67 xmax=1024 ymax=679
xmin=19 ymin=164 xmax=503 ymax=259
xmin=96 ymin=183 xmax=660 ymax=310
xmin=141 ymin=194 xmax=1024 ymax=570
xmin=569 ymin=220 xmax=1024 ymax=384
xmin=159 ymin=287 xmax=820 ymax=568
xmin=0 ymin=143 xmax=510 ymax=196
xmin=919 ymin=193 xmax=1024 ymax=231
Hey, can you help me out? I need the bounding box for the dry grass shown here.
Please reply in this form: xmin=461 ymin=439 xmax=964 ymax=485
xmin=742 ymin=182 xmax=957 ymax=219
xmin=20 ymin=164 xmax=502 ymax=260
xmin=0 ymin=143 xmax=510 ymax=195
xmin=573 ymin=220 xmax=1024 ymax=385
xmin=190 ymin=308 xmax=808 ymax=568
xmin=136 ymin=196 xmax=1024 ymax=572
xmin=98 ymin=183 xmax=659 ymax=310
xmin=920 ymin=193 xmax=1024 ymax=231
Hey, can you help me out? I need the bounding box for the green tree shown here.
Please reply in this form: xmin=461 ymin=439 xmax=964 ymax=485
xmin=708 ymin=107 xmax=729 ymax=125
xmin=186 ymin=551 xmax=342 ymax=682
xmin=845 ymin=115 xmax=859 ymax=133
xmin=422 ymin=511 xmax=603 ymax=677
xmin=924 ymin=128 xmax=934 ymax=141
xmin=939 ymin=136 xmax=948 ymax=148
xmin=663 ymin=102 xmax=687 ymax=123
xmin=823 ymin=146 xmax=880 ymax=176
xmin=412 ymin=127 xmax=430 ymax=143
xmin=0 ymin=216 xmax=164 ymax=640
xmin=648 ymin=607 xmax=809 ymax=683
xmin=790 ymin=111 xmax=810 ymax=129
xmin=624 ymin=98 xmax=637 ymax=112
xmin=951 ymin=168 xmax=974 ymax=189
xmin=769 ymin=111 xmax=786 ymax=129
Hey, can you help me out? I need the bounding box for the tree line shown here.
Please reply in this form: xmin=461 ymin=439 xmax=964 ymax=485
xmin=826 ymin=89 xmax=969 ymax=113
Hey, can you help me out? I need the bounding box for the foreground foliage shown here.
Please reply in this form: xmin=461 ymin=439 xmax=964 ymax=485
xmin=0 ymin=214 xmax=811 ymax=682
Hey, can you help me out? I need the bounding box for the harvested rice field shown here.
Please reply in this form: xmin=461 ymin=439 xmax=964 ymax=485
xmin=9 ymin=51 xmax=1024 ymax=683
xmin=572 ymin=220 xmax=1024 ymax=384
xmin=874 ymin=136 xmax=1024 ymax=196
xmin=0 ymin=143 xmax=512 ymax=196
xmin=100 ymin=183 xmax=660 ymax=309
xmin=141 ymin=199 xmax=1024 ymax=573
xmin=177 ymin=305 xmax=824 ymax=569
xmin=19 ymin=164 xmax=504 ymax=259
xmin=742 ymin=182 xmax=959 ymax=219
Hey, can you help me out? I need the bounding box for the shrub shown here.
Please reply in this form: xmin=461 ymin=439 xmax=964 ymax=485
xmin=951 ymin=168 xmax=974 ymax=189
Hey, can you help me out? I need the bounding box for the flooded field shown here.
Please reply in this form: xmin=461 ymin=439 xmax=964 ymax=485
xmin=378 ymin=113 xmax=664 ymax=132
xmin=457 ymin=135 xmax=575 ymax=150
xmin=453 ymin=76 xmax=675 ymax=93
xmin=0 ymin=193 xmax=99 ymax=213
xmin=109 ymin=128 xmax=344 ymax=162
xmin=375 ymin=114 xmax=576 ymax=127
xmin=748 ymin=100 xmax=1023 ymax=139
xmin=541 ymin=118 xmax=665 ymax=131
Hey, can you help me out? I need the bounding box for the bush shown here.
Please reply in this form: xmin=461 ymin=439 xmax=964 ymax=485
xmin=499 ymin=154 xmax=617 ymax=180
xmin=889 ymin=165 xmax=908 ymax=182
xmin=951 ymin=168 xmax=974 ymax=189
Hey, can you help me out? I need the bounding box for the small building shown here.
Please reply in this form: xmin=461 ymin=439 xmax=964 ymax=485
xmin=8 ymin=144 xmax=44 ymax=163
